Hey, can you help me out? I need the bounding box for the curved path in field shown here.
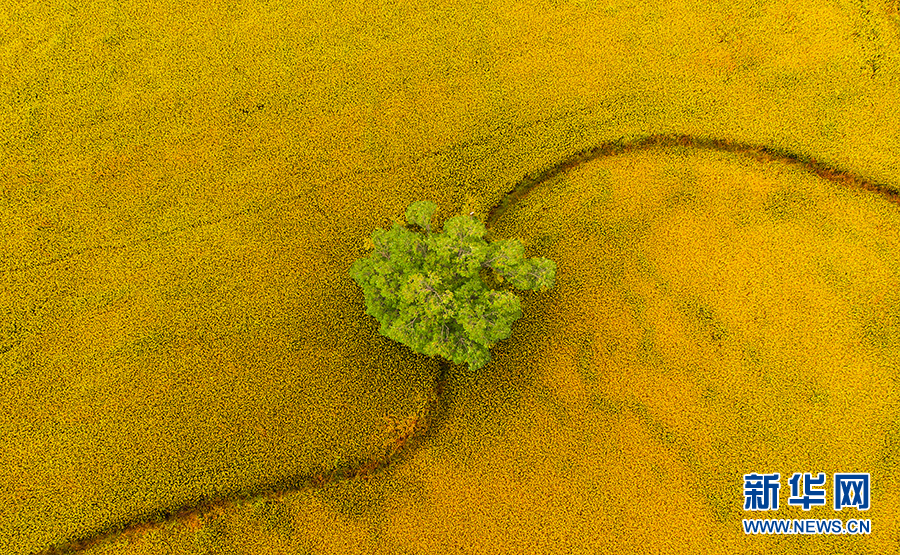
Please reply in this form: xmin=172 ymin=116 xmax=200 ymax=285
xmin=36 ymin=133 xmax=900 ymax=554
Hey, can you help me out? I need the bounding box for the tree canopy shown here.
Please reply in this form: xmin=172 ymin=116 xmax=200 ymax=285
xmin=350 ymin=200 xmax=556 ymax=371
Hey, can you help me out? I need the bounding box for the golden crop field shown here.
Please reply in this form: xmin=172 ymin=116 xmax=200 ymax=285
xmin=1 ymin=0 xmax=898 ymax=553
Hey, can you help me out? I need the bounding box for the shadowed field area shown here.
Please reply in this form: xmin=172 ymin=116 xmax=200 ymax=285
xmin=1 ymin=0 xmax=899 ymax=553
xmin=73 ymin=145 xmax=900 ymax=555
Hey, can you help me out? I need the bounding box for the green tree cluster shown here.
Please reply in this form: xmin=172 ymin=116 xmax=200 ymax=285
xmin=350 ymin=200 xmax=556 ymax=371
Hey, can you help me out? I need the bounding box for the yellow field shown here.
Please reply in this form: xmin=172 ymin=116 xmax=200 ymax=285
xmin=1 ymin=0 xmax=899 ymax=553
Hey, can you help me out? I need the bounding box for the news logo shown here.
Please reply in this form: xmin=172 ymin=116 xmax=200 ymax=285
xmin=742 ymin=472 xmax=871 ymax=535
xmin=743 ymin=472 xmax=869 ymax=511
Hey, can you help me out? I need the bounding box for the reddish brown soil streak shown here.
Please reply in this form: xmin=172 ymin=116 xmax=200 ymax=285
xmin=485 ymin=133 xmax=900 ymax=226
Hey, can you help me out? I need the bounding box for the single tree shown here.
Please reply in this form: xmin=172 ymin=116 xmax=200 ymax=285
xmin=350 ymin=200 xmax=556 ymax=371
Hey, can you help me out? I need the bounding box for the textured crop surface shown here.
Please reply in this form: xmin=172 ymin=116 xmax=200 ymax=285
xmin=77 ymin=147 xmax=900 ymax=555
xmin=1 ymin=0 xmax=899 ymax=553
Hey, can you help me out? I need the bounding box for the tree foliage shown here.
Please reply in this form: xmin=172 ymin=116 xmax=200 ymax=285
xmin=350 ymin=200 xmax=556 ymax=371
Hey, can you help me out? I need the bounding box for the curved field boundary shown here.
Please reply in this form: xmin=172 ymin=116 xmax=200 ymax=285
xmin=485 ymin=133 xmax=900 ymax=228
xmin=35 ymin=361 xmax=451 ymax=555
xmin=33 ymin=133 xmax=899 ymax=555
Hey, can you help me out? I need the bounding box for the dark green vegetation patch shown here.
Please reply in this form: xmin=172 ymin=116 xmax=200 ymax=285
xmin=350 ymin=200 xmax=556 ymax=371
